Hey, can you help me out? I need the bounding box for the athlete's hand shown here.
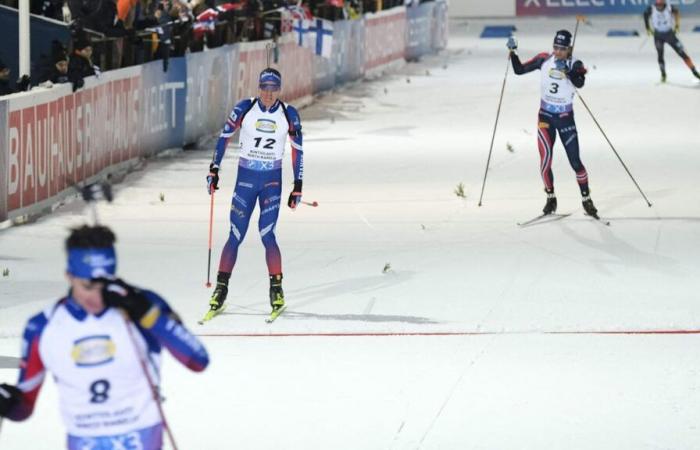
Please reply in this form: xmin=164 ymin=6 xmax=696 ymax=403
xmin=646 ymin=27 xmax=654 ymax=36
xmin=0 ymin=383 xmax=22 ymax=417
xmin=207 ymin=164 xmax=219 ymax=195
xmin=568 ymin=60 xmax=586 ymax=76
xmin=506 ymin=36 xmax=518 ymax=51
xmin=287 ymin=180 xmax=303 ymax=210
xmin=99 ymin=278 xmax=156 ymax=325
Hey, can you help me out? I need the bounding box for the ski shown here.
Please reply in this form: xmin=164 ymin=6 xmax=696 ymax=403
xmin=198 ymin=305 xmax=226 ymax=325
xmin=586 ymin=213 xmax=611 ymax=226
xmin=517 ymin=213 xmax=571 ymax=227
xmin=266 ymin=306 xmax=286 ymax=323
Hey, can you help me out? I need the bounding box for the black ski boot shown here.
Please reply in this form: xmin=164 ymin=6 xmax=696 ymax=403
xmin=582 ymin=194 xmax=598 ymax=218
xmin=661 ymin=70 xmax=667 ymax=83
xmin=209 ymin=272 xmax=230 ymax=312
xmin=693 ymin=68 xmax=700 ymax=80
xmin=543 ymin=190 xmax=557 ymax=215
xmin=269 ymin=274 xmax=285 ymax=312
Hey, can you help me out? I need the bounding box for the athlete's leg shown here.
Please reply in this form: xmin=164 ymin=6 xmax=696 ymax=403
xmin=557 ymin=114 xmax=590 ymax=196
xmin=257 ymin=176 xmax=283 ymax=276
xmin=218 ymin=175 xmax=258 ymax=273
xmin=655 ymin=34 xmax=666 ymax=79
xmin=537 ymin=111 xmax=556 ymax=193
xmin=667 ymin=32 xmax=700 ymax=77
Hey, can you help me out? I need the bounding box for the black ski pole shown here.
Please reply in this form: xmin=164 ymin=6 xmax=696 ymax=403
xmin=570 ymin=17 xmax=653 ymax=207
xmin=478 ymin=54 xmax=510 ymax=207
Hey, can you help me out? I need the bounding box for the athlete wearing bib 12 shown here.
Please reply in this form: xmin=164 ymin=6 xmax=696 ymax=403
xmin=643 ymin=0 xmax=700 ymax=82
xmin=0 ymin=226 xmax=209 ymax=450
xmin=205 ymin=68 xmax=303 ymax=315
xmin=507 ymin=30 xmax=599 ymax=217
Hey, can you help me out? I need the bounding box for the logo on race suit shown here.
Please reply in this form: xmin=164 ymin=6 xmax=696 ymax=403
xmin=255 ymin=119 xmax=278 ymax=134
xmin=538 ymin=122 xmax=550 ymax=129
xmin=238 ymin=182 xmax=254 ymax=188
xmin=261 ymin=204 xmax=280 ymax=215
xmin=561 ymin=125 xmax=576 ymax=133
xmin=233 ymin=193 xmax=248 ymax=207
xmin=264 ymin=181 xmax=280 ymax=188
xmin=263 ymin=195 xmax=281 ymax=206
xmin=231 ymin=205 xmax=246 ymax=218
xmin=72 ymin=335 xmax=116 ymax=367
xmin=548 ymin=69 xmax=565 ymax=80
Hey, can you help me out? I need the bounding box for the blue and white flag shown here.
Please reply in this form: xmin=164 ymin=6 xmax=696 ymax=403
xmin=308 ymin=18 xmax=333 ymax=59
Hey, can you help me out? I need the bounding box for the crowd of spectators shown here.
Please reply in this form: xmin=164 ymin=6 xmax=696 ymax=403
xmin=0 ymin=0 xmax=429 ymax=95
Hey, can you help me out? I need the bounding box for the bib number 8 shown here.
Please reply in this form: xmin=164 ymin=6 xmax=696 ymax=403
xmin=89 ymin=379 xmax=111 ymax=404
xmin=549 ymin=82 xmax=559 ymax=94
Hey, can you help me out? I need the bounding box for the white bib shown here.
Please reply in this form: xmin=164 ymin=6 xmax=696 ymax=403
xmin=38 ymin=306 xmax=161 ymax=437
xmin=540 ymin=55 xmax=577 ymax=113
xmin=651 ymin=5 xmax=675 ymax=33
xmin=238 ymin=101 xmax=290 ymax=168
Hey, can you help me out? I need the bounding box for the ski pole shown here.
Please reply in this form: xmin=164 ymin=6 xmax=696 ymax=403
xmin=301 ymin=200 xmax=318 ymax=207
xmin=121 ymin=313 xmax=179 ymax=450
xmin=574 ymin=92 xmax=653 ymax=207
xmin=570 ymin=17 xmax=653 ymax=207
xmin=478 ymin=53 xmax=510 ymax=207
xmin=206 ymin=191 xmax=215 ymax=288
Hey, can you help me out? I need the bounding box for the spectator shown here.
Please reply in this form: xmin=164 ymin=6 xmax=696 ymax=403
xmin=0 ymin=58 xmax=31 ymax=97
xmin=38 ymin=41 xmax=71 ymax=85
xmin=68 ymin=33 xmax=98 ymax=91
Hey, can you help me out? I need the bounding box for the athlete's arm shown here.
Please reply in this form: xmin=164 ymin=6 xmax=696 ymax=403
xmin=285 ymin=105 xmax=304 ymax=182
xmin=511 ymin=52 xmax=548 ymax=75
xmin=212 ymin=98 xmax=255 ymax=168
xmin=643 ymin=6 xmax=652 ymax=32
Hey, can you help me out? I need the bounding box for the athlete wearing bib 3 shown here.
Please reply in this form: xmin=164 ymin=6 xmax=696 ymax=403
xmin=206 ymin=68 xmax=304 ymax=317
xmin=0 ymin=226 xmax=209 ymax=450
xmin=507 ymin=30 xmax=598 ymax=218
xmin=644 ymin=0 xmax=700 ymax=82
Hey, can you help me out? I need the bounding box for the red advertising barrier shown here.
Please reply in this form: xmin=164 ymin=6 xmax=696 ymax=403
xmin=5 ymin=68 xmax=141 ymax=217
xmin=364 ymin=8 xmax=407 ymax=73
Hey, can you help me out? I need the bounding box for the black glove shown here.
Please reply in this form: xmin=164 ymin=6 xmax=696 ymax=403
xmin=567 ymin=60 xmax=586 ymax=80
xmin=16 ymin=75 xmax=31 ymax=92
xmin=0 ymin=383 xmax=22 ymax=417
xmin=287 ymin=179 xmax=302 ymax=209
xmin=207 ymin=164 xmax=219 ymax=195
xmin=99 ymin=278 xmax=154 ymax=324
xmin=72 ymin=78 xmax=84 ymax=92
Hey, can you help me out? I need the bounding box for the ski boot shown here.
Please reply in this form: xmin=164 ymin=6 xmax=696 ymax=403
xmin=269 ymin=274 xmax=285 ymax=312
xmin=582 ymin=194 xmax=598 ymax=218
xmin=209 ymin=272 xmax=230 ymax=312
xmin=542 ymin=190 xmax=557 ymax=215
xmin=692 ymin=68 xmax=700 ymax=80
xmin=661 ymin=71 xmax=667 ymax=83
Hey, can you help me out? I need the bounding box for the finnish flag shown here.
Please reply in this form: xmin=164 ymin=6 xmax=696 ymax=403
xmin=310 ymin=18 xmax=333 ymax=59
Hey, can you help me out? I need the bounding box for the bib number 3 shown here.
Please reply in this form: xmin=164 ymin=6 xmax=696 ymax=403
xmin=549 ymin=82 xmax=559 ymax=94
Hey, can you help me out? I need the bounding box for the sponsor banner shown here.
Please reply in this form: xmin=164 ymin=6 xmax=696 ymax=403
xmin=332 ymin=19 xmax=365 ymax=84
xmin=138 ymin=58 xmax=187 ymax=154
xmin=407 ymin=2 xmax=434 ymax=60
xmin=431 ymin=0 xmax=449 ymax=51
xmin=364 ymin=8 xmax=408 ymax=72
xmin=517 ymin=0 xmax=700 ymax=16
xmin=0 ymin=98 xmax=7 ymax=221
xmin=313 ymin=53 xmax=336 ymax=93
xmin=5 ymin=67 xmax=142 ymax=218
xmin=184 ymin=46 xmax=239 ymax=143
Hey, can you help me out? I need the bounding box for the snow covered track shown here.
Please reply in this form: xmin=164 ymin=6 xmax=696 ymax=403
xmin=1 ymin=16 xmax=700 ymax=450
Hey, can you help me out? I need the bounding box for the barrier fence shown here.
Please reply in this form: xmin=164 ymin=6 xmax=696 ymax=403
xmin=0 ymin=2 xmax=448 ymax=222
